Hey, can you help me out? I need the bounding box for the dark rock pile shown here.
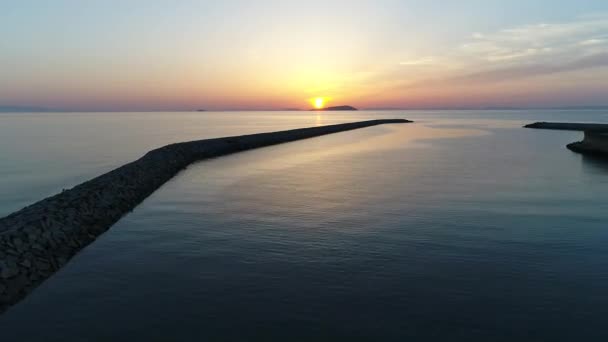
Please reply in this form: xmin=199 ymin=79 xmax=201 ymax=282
xmin=524 ymin=122 xmax=608 ymax=131
xmin=567 ymin=129 xmax=608 ymax=156
xmin=524 ymin=121 xmax=608 ymax=156
xmin=0 ymin=119 xmax=411 ymax=313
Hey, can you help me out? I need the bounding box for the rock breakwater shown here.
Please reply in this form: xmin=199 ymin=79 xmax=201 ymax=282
xmin=567 ymin=130 xmax=608 ymax=156
xmin=0 ymin=119 xmax=411 ymax=313
xmin=524 ymin=121 xmax=608 ymax=157
xmin=524 ymin=122 xmax=608 ymax=131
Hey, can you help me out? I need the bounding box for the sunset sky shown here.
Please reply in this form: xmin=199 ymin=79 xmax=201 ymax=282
xmin=2 ymin=0 xmax=608 ymax=111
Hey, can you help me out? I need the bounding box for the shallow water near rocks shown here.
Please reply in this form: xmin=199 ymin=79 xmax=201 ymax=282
xmin=1 ymin=110 xmax=608 ymax=341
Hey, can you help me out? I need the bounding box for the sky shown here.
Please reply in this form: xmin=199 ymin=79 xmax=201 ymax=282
xmin=2 ymin=0 xmax=608 ymax=111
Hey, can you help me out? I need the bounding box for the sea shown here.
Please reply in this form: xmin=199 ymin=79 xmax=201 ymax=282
xmin=1 ymin=110 xmax=608 ymax=341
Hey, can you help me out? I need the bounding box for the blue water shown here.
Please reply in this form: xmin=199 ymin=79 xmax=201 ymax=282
xmin=1 ymin=110 xmax=608 ymax=341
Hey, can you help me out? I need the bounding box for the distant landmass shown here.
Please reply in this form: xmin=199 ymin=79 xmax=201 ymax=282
xmin=3 ymin=104 xmax=608 ymax=113
xmin=311 ymin=105 xmax=358 ymax=111
xmin=0 ymin=105 xmax=61 ymax=113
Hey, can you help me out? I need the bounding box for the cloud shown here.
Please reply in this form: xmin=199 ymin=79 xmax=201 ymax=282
xmin=459 ymin=14 xmax=608 ymax=64
xmin=579 ymin=38 xmax=606 ymax=46
xmin=399 ymin=57 xmax=435 ymax=66
xmin=395 ymin=14 xmax=608 ymax=90
xmin=449 ymin=52 xmax=608 ymax=84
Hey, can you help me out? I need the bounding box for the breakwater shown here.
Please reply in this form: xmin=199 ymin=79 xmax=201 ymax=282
xmin=0 ymin=119 xmax=410 ymax=312
xmin=567 ymin=130 xmax=608 ymax=156
xmin=524 ymin=122 xmax=608 ymax=131
xmin=524 ymin=121 xmax=608 ymax=156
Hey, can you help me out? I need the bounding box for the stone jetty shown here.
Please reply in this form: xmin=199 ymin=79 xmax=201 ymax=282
xmin=567 ymin=130 xmax=608 ymax=156
xmin=524 ymin=122 xmax=608 ymax=131
xmin=0 ymin=119 xmax=411 ymax=313
xmin=525 ymin=121 xmax=608 ymax=157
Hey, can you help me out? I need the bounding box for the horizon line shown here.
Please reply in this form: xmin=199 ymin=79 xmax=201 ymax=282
xmin=2 ymin=105 xmax=608 ymax=113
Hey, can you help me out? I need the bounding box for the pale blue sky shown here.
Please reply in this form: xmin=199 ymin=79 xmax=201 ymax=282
xmin=2 ymin=0 xmax=608 ymax=110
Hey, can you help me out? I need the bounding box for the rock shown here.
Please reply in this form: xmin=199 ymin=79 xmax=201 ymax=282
xmin=35 ymin=259 xmax=51 ymax=271
xmin=566 ymin=130 xmax=608 ymax=156
xmin=19 ymin=259 xmax=32 ymax=268
xmin=32 ymin=243 xmax=45 ymax=251
xmin=7 ymin=274 xmax=28 ymax=294
xmin=0 ymin=261 xmax=19 ymax=279
xmin=0 ymin=119 xmax=413 ymax=313
xmin=525 ymin=122 xmax=608 ymax=156
xmin=56 ymin=256 xmax=68 ymax=267
xmin=6 ymin=249 xmax=19 ymax=256
xmin=524 ymin=122 xmax=608 ymax=131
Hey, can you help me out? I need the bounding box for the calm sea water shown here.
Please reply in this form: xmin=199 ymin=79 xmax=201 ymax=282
xmin=1 ymin=110 xmax=608 ymax=341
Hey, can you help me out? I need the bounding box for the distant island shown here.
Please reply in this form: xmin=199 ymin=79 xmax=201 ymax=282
xmin=196 ymin=109 xmax=206 ymax=112
xmin=0 ymin=105 xmax=61 ymax=113
xmin=311 ymin=105 xmax=358 ymax=111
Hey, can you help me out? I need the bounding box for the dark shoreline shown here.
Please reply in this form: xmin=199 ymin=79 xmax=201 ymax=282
xmin=566 ymin=130 xmax=608 ymax=156
xmin=525 ymin=122 xmax=608 ymax=157
xmin=524 ymin=122 xmax=608 ymax=131
xmin=0 ymin=119 xmax=411 ymax=313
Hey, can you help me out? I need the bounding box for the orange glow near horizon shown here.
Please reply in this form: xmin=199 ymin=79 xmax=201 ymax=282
xmin=312 ymin=97 xmax=327 ymax=109
xmin=2 ymin=3 xmax=607 ymax=111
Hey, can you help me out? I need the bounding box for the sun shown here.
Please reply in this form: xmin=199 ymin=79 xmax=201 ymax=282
xmin=313 ymin=97 xmax=326 ymax=109
xmin=309 ymin=96 xmax=330 ymax=109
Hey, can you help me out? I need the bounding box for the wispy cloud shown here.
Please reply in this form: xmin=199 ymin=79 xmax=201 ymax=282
xmin=459 ymin=14 xmax=608 ymax=65
xmin=579 ymin=38 xmax=606 ymax=46
xmin=395 ymin=13 xmax=608 ymax=91
xmin=399 ymin=57 xmax=435 ymax=66
xmin=449 ymin=52 xmax=608 ymax=84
